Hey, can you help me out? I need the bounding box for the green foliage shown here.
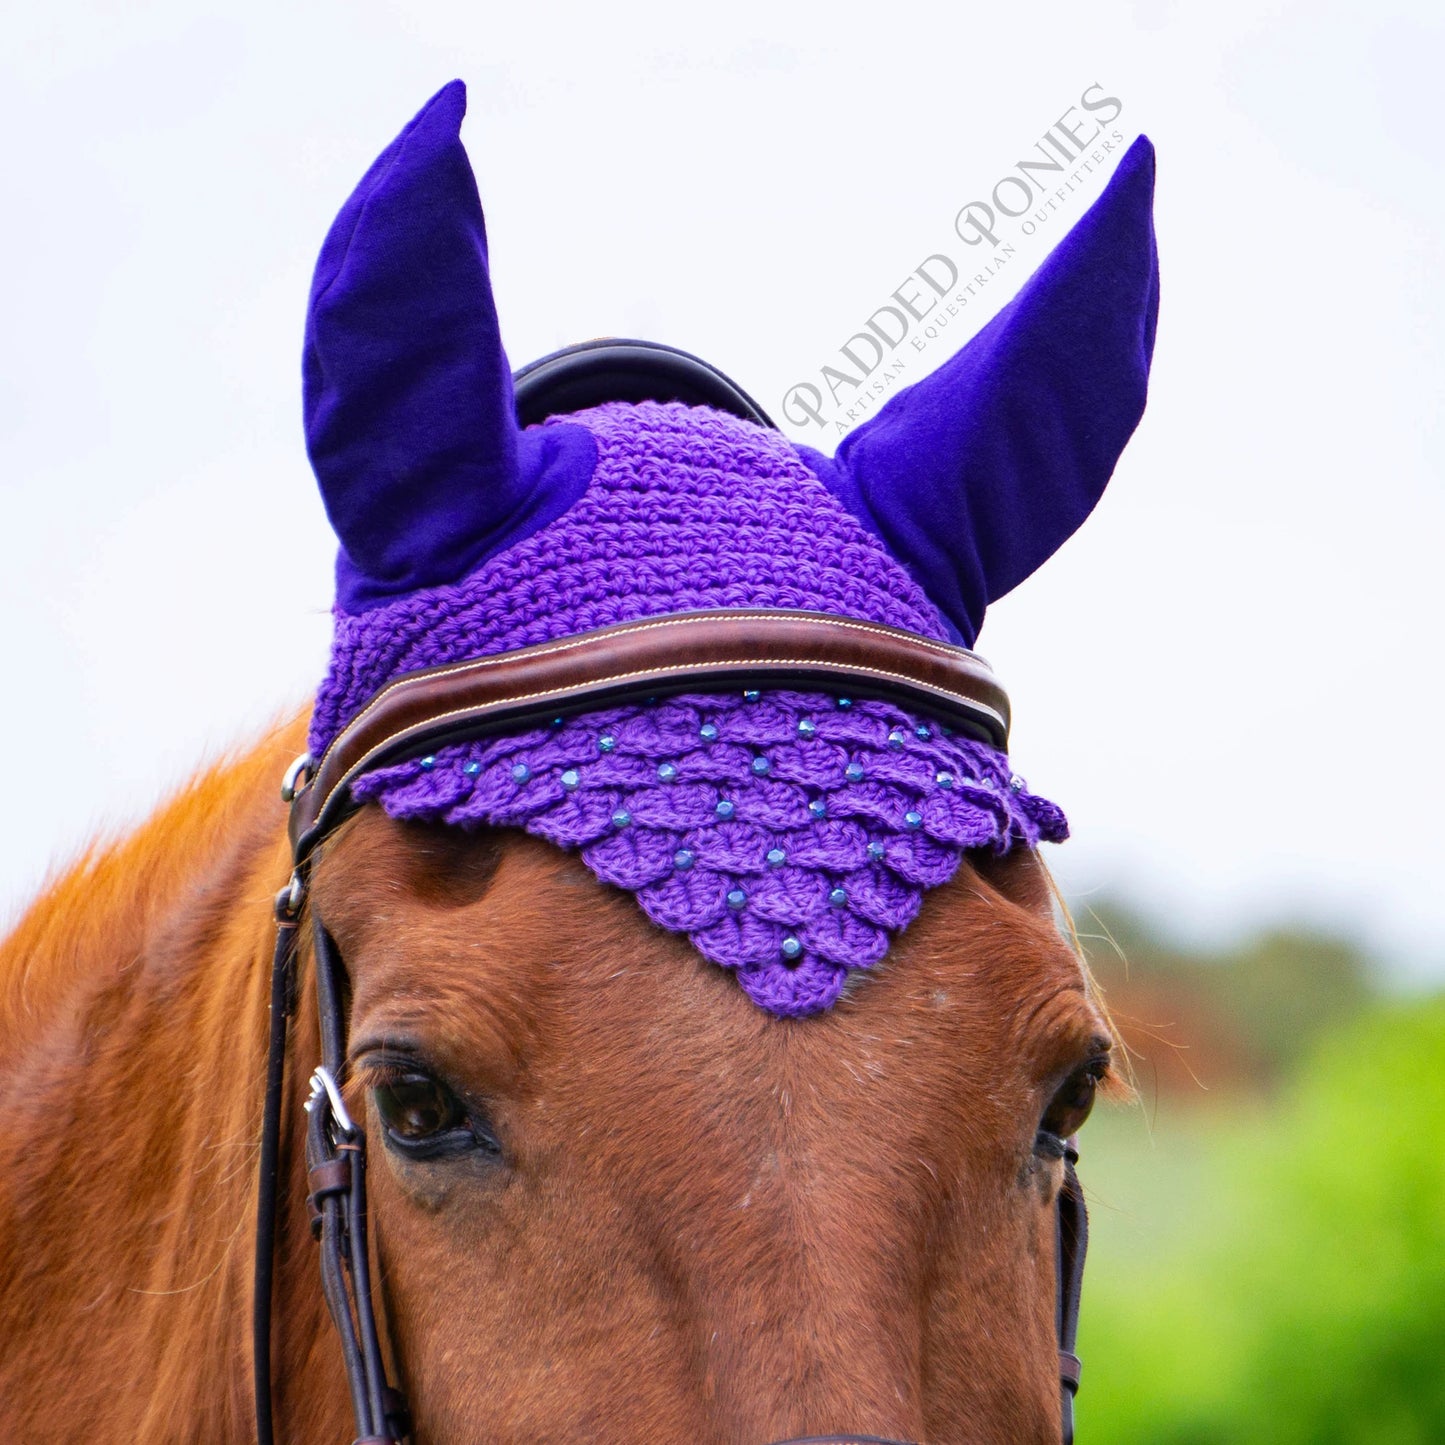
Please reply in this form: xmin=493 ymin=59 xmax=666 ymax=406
xmin=1078 ymin=996 xmax=1445 ymax=1443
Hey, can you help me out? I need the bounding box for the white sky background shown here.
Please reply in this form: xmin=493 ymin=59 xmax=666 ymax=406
xmin=2 ymin=0 xmax=1441 ymax=979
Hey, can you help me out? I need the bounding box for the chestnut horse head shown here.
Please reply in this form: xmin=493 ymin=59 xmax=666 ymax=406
xmin=0 ymin=80 xmax=1157 ymax=1444
xmin=309 ymin=808 xmax=1111 ymax=1444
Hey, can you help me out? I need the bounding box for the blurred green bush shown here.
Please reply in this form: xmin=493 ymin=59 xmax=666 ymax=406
xmin=1078 ymin=995 xmax=1445 ymax=1443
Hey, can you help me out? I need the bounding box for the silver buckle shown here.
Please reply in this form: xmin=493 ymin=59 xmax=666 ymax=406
xmin=304 ymin=1065 xmax=357 ymax=1137
xmin=281 ymin=752 xmax=314 ymax=804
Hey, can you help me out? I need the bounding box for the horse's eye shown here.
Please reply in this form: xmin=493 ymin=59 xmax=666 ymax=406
xmin=1036 ymin=1058 xmax=1107 ymax=1152
xmin=373 ymin=1072 xmax=476 ymax=1158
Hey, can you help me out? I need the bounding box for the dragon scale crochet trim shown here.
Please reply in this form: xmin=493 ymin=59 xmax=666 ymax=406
xmin=352 ymin=690 xmax=1066 ymax=1017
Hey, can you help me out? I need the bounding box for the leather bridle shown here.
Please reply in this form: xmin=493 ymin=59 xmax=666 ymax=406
xmin=252 ymin=608 xmax=1089 ymax=1445
xmin=252 ymin=342 xmax=1089 ymax=1445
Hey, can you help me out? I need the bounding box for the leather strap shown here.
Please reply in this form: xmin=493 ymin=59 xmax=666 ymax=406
xmin=251 ymin=890 xmax=300 ymax=1445
xmin=307 ymin=916 xmax=405 ymax=1444
xmin=288 ymin=609 xmax=1009 ymax=860
xmin=1056 ymin=1141 xmax=1089 ymax=1445
xmin=513 ymin=338 xmax=776 ymax=430
xmin=767 ymin=1437 xmax=917 ymax=1443
xmin=1059 ymin=1350 xmax=1082 ymax=1393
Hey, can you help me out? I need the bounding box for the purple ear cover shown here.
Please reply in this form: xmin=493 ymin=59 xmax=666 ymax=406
xmin=800 ymin=134 xmax=1160 ymax=645
xmin=294 ymin=86 xmax=1159 ymax=1016
xmin=303 ymin=80 xmax=595 ymax=613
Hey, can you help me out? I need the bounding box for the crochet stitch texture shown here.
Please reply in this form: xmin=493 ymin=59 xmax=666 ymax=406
xmin=309 ymin=402 xmax=946 ymax=751
xmin=317 ymin=402 xmax=1067 ymax=1016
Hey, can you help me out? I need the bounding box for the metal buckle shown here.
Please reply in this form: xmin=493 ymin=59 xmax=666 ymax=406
xmin=274 ymin=871 xmax=306 ymax=921
xmin=281 ymin=752 xmax=313 ymax=804
xmin=304 ymin=1065 xmax=357 ymax=1138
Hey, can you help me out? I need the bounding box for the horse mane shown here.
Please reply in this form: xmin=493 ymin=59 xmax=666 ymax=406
xmin=2 ymin=716 xmax=301 ymax=1050
xmin=0 ymin=715 xmax=320 ymax=1438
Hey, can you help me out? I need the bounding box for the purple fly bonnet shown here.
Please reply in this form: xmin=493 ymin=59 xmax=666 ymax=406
xmin=302 ymin=80 xmax=1159 ymax=1016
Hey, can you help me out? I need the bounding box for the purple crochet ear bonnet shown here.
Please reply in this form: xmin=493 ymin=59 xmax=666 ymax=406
xmin=303 ymin=81 xmax=1159 ymax=1017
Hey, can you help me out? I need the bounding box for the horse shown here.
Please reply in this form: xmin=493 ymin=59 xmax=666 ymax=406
xmin=0 ymin=81 xmax=1157 ymax=1444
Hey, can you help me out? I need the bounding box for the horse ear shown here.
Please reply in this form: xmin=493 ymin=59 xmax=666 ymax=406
xmin=304 ymin=81 xmax=584 ymax=611
xmin=813 ymin=135 xmax=1160 ymax=645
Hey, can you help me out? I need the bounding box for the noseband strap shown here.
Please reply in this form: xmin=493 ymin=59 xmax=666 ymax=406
xmin=253 ymin=609 xmax=1089 ymax=1445
xmin=766 ymin=1437 xmax=919 ymax=1443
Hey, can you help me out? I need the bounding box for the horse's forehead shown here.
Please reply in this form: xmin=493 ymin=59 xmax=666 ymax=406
xmin=321 ymin=812 xmax=1086 ymax=1097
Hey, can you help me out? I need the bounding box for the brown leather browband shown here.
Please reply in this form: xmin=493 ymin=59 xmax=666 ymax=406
xmin=288 ymin=609 xmax=1011 ymax=860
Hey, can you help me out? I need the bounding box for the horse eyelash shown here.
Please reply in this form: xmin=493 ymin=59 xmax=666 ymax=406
xmin=352 ymin=1057 xmax=495 ymax=1135
xmin=351 ymin=1056 xmax=436 ymax=1091
xmin=1090 ymin=1050 xmax=1126 ymax=1101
